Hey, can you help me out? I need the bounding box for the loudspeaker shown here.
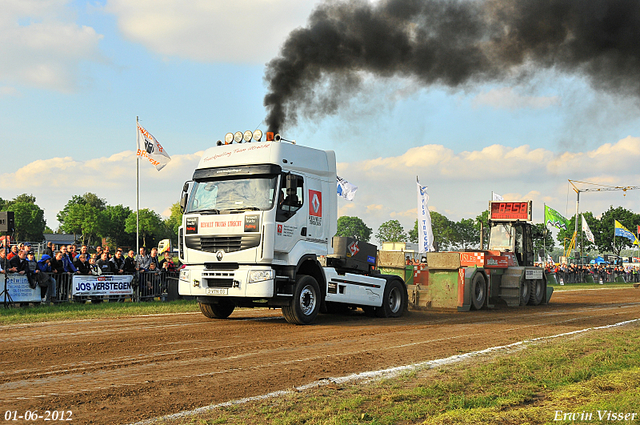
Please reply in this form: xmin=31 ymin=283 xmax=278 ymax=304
xmin=0 ymin=211 xmax=15 ymax=233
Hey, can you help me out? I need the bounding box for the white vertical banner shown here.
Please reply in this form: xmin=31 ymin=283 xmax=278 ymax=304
xmin=136 ymin=122 xmax=171 ymax=171
xmin=417 ymin=178 xmax=435 ymax=254
xmin=582 ymin=214 xmax=595 ymax=244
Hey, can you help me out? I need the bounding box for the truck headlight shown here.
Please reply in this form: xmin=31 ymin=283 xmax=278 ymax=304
xmin=248 ymin=270 xmax=275 ymax=283
xmin=179 ymin=269 xmax=190 ymax=282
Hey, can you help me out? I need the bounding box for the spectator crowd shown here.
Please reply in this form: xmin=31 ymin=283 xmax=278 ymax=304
xmin=539 ymin=261 xmax=640 ymax=284
xmin=1 ymin=241 xmax=180 ymax=304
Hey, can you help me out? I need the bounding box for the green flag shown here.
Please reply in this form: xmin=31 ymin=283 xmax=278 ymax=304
xmin=545 ymin=205 xmax=568 ymax=231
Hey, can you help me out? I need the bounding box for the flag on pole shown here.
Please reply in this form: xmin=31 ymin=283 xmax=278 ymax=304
xmin=544 ymin=205 xmax=568 ymax=231
xmin=137 ymin=122 xmax=171 ymax=171
xmin=582 ymin=214 xmax=595 ymax=244
xmin=614 ymin=220 xmax=639 ymax=245
xmin=417 ymin=178 xmax=435 ymax=253
xmin=337 ymin=176 xmax=358 ymax=201
xmin=492 ymin=192 xmax=504 ymax=201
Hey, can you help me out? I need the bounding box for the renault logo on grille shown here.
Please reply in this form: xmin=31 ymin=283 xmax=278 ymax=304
xmin=216 ymin=250 xmax=225 ymax=261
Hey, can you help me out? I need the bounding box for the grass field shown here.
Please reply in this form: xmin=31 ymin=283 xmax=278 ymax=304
xmin=0 ymin=299 xmax=200 ymax=325
xmin=172 ymin=323 xmax=640 ymax=425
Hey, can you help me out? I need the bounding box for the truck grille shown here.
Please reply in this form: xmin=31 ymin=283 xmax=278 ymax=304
xmin=203 ymin=271 xmax=236 ymax=288
xmin=185 ymin=234 xmax=261 ymax=253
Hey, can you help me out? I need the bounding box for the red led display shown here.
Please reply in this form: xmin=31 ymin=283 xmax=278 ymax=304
xmin=490 ymin=201 xmax=531 ymax=221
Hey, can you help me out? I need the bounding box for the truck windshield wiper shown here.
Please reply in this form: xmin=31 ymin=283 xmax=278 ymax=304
xmin=197 ymin=208 xmax=220 ymax=214
xmin=227 ymin=207 xmax=261 ymax=213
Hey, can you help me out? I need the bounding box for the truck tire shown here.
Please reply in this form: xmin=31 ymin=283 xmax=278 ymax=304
xmin=375 ymin=278 xmax=407 ymax=318
xmin=471 ymin=273 xmax=487 ymax=310
xmin=199 ymin=299 xmax=235 ymax=319
xmin=282 ymin=275 xmax=321 ymax=325
xmin=528 ymin=279 xmax=544 ymax=306
xmin=519 ymin=280 xmax=530 ymax=306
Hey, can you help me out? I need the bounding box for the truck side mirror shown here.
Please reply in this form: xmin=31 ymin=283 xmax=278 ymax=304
xmin=179 ymin=181 xmax=191 ymax=213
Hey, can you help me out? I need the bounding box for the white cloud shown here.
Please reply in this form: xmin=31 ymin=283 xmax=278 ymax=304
xmin=0 ymin=150 xmax=203 ymax=229
xmin=338 ymin=136 xmax=640 ymax=235
xmin=103 ymin=0 xmax=318 ymax=63
xmin=0 ymin=0 xmax=104 ymax=92
xmin=473 ymin=87 xmax=560 ymax=110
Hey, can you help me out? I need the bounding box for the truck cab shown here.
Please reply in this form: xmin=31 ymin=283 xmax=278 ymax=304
xmin=178 ymin=130 xmax=406 ymax=324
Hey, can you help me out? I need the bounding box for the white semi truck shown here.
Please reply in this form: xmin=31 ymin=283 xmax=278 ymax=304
xmin=178 ymin=130 xmax=407 ymax=324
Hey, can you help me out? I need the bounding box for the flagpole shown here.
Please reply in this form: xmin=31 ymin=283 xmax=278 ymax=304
xmin=136 ymin=116 xmax=140 ymax=255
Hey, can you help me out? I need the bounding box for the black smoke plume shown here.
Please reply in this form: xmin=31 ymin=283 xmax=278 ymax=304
xmin=264 ymin=0 xmax=640 ymax=133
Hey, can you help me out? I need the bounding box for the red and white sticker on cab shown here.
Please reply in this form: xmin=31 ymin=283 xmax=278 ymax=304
xmin=309 ymin=190 xmax=322 ymax=226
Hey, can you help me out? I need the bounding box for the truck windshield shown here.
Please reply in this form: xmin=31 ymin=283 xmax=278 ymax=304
xmin=186 ymin=176 xmax=278 ymax=214
xmin=489 ymin=223 xmax=514 ymax=251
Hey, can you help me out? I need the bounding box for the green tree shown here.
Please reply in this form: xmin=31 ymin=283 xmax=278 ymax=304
xmin=532 ymin=222 xmax=555 ymax=257
xmin=375 ymin=220 xmax=407 ymax=245
xmin=57 ymin=193 xmax=107 ymax=231
xmin=597 ymin=206 xmax=640 ymax=255
xmin=7 ymin=201 xmax=46 ymax=241
xmin=430 ymin=211 xmax=455 ymax=251
xmin=336 ymin=216 xmax=372 ymax=242
xmin=102 ymin=205 xmax=135 ymax=248
xmin=164 ymin=202 xmax=183 ymax=244
xmin=125 ymin=208 xmax=164 ymax=248
xmin=452 ymin=218 xmax=479 ymax=250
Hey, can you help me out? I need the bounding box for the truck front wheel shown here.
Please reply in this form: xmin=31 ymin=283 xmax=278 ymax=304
xmin=375 ymin=279 xmax=407 ymax=318
xmin=282 ymin=275 xmax=321 ymax=325
xmin=199 ymin=299 xmax=235 ymax=319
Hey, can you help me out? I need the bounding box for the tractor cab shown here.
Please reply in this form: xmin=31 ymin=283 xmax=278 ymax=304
xmin=487 ymin=201 xmax=535 ymax=267
xmin=488 ymin=221 xmax=534 ymax=266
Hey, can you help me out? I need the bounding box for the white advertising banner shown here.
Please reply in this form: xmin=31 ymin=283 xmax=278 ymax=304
xmin=417 ymin=180 xmax=435 ymax=254
xmin=72 ymin=275 xmax=134 ymax=297
xmin=2 ymin=274 xmax=41 ymax=302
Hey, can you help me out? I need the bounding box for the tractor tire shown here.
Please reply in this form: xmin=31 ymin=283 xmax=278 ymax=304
xmin=519 ymin=280 xmax=531 ymax=306
xmin=282 ymin=275 xmax=321 ymax=325
xmin=528 ymin=279 xmax=545 ymax=306
xmin=471 ymin=273 xmax=487 ymax=310
xmin=375 ymin=278 xmax=407 ymax=318
xmin=199 ymin=299 xmax=235 ymax=319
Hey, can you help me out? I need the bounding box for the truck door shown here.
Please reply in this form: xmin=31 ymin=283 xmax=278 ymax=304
xmin=305 ymin=177 xmax=327 ymax=243
xmin=274 ymin=173 xmax=306 ymax=253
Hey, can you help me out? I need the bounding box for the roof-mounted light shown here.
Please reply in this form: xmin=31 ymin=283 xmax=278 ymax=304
xmin=224 ymin=133 xmax=234 ymax=144
xmin=234 ymin=131 xmax=243 ymax=143
xmin=253 ymin=129 xmax=263 ymax=141
xmin=243 ymin=130 xmax=252 ymax=142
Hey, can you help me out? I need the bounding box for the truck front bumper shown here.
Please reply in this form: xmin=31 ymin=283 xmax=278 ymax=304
xmin=178 ymin=265 xmax=275 ymax=298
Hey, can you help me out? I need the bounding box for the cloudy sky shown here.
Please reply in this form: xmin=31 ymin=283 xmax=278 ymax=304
xmin=1 ymin=0 xmax=639 ymax=241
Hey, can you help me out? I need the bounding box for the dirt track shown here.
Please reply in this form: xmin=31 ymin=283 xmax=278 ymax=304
xmin=1 ymin=287 xmax=639 ymax=425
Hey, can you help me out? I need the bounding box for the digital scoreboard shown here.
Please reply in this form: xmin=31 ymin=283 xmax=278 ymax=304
xmin=489 ymin=201 xmax=532 ymax=221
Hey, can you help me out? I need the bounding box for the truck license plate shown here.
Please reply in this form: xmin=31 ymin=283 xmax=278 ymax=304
xmin=206 ymin=288 xmax=228 ymax=295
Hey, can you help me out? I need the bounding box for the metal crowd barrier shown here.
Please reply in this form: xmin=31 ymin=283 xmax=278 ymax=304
xmin=43 ymin=271 xmax=182 ymax=304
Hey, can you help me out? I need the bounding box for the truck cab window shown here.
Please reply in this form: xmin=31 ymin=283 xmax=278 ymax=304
xmin=277 ymin=174 xmax=304 ymax=222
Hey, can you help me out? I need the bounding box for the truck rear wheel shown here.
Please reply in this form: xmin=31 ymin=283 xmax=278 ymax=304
xmin=519 ymin=281 xmax=531 ymax=306
xmin=528 ymin=279 xmax=544 ymax=305
xmin=471 ymin=273 xmax=487 ymax=310
xmin=199 ymin=299 xmax=235 ymax=319
xmin=375 ymin=279 xmax=407 ymax=318
xmin=282 ymin=275 xmax=320 ymax=325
